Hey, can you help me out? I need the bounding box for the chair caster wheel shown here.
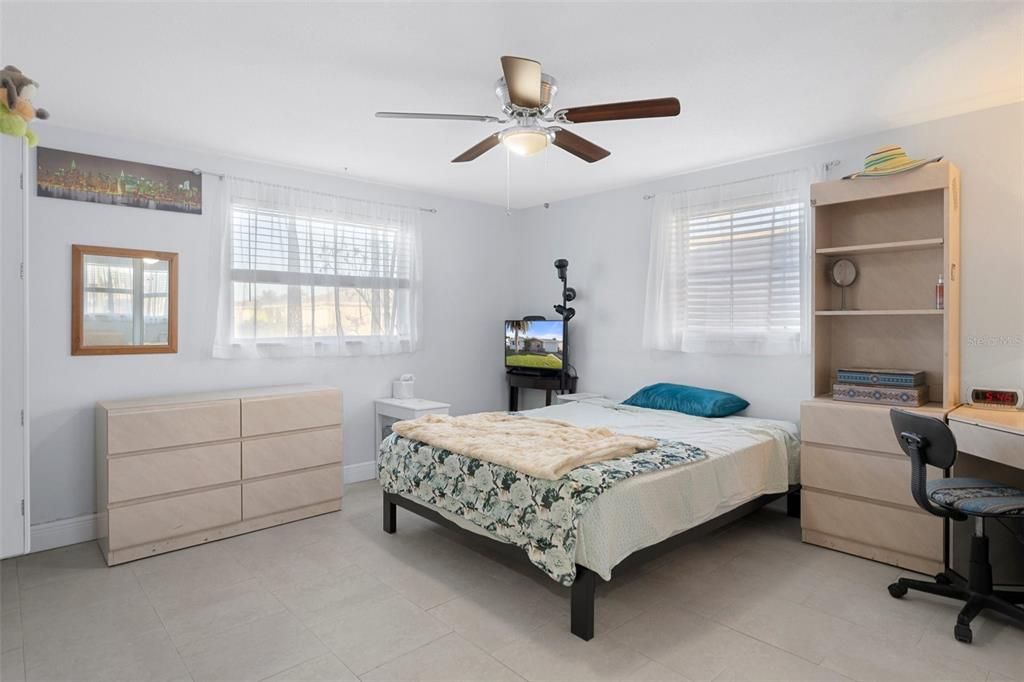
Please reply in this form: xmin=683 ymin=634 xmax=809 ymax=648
xmin=934 ymin=573 xmax=952 ymax=586
xmin=888 ymin=583 xmax=908 ymax=598
xmin=954 ymin=623 xmax=973 ymax=644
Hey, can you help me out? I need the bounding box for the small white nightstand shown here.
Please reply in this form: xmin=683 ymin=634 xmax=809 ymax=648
xmin=374 ymin=397 xmax=451 ymax=451
xmin=554 ymin=392 xmax=604 ymax=405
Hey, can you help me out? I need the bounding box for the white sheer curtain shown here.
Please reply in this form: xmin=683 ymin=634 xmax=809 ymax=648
xmin=212 ymin=176 xmax=422 ymax=359
xmin=642 ymin=168 xmax=813 ymax=355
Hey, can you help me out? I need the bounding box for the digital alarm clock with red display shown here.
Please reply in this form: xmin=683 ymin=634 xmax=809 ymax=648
xmin=967 ymin=387 xmax=1024 ymax=410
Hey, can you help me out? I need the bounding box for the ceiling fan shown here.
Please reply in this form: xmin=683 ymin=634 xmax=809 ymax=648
xmin=376 ymin=56 xmax=681 ymax=164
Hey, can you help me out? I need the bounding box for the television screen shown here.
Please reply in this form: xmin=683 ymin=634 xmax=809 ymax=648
xmin=505 ymin=320 xmax=564 ymax=371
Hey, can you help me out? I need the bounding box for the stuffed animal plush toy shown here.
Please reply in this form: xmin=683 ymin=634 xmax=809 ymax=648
xmin=0 ymin=65 xmax=49 ymax=146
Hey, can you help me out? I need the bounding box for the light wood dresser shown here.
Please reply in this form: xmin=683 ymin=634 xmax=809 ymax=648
xmin=801 ymin=399 xmax=948 ymax=574
xmin=800 ymin=162 xmax=960 ymax=575
xmin=96 ymin=385 xmax=342 ymax=565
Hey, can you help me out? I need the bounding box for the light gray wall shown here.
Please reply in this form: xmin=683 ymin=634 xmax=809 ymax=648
xmin=7 ymin=104 xmax=1023 ymax=535
xmin=513 ymin=104 xmax=1024 ymax=422
xmin=7 ymin=126 xmax=518 ymax=527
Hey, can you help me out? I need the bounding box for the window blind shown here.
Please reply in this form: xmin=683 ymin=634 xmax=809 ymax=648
xmin=643 ymin=169 xmax=811 ymax=355
xmin=676 ymin=200 xmax=803 ymax=340
xmin=213 ymin=176 xmax=422 ymax=359
xmin=231 ymin=206 xmax=411 ymax=288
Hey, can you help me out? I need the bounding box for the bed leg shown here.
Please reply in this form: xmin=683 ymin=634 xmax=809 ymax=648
xmin=383 ymin=494 xmax=396 ymax=534
xmin=570 ymin=565 xmax=596 ymax=641
xmin=787 ymin=488 xmax=801 ymax=519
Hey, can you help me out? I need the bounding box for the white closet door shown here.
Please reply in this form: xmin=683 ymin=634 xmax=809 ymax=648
xmin=1 ymin=136 xmax=30 ymax=558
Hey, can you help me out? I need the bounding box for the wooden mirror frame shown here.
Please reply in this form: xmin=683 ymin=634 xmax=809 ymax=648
xmin=71 ymin=244 xmax=179 ymax=356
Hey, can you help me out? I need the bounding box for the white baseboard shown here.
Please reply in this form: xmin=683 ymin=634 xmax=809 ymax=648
xmin=31 ymin=513 xmax=98 ymax=553
xmin=344 ymin=460 xmax=377 ymax=484
xmin=29 ymin=462 xmax=376 ymax=554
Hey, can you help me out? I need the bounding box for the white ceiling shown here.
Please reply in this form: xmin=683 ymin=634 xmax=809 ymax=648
xmin=4 ymin=2 xmax=1022 ymax=208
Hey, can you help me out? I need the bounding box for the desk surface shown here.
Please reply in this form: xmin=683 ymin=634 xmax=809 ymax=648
xmin=949 ymin=406 xmax=1023 ymax=470
xmin=950 ymin=406 xmax=1024 ymax=437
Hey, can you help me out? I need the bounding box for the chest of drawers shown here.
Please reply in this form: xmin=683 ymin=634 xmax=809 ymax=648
xmin=800 ymin=397 xmax=947 ymax=575
xmin=96 ymin=385 xmax=342 ymax=565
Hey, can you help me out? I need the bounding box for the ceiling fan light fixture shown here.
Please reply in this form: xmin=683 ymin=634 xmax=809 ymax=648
xmin=500 ymin=126 xmax=553 ymax=157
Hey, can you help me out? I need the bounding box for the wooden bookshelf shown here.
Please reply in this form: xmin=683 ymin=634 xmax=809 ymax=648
xmin=810 ymin=160 xmax=960 ymax=407
xmin=801 ymin=161 xmax=960 ymax=574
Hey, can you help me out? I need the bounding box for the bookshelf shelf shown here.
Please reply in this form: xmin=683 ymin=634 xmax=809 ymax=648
xmin=815 ymin=238 xmax=943 ymax=256
xmin=807 ymin=394 xmax=947 ymax=415
xmin=815 ymin=309 xmax=944 ymax=317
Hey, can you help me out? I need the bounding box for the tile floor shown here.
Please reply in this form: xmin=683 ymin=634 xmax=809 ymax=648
xmin=0 ymin=481 xmax=1021 ymax=681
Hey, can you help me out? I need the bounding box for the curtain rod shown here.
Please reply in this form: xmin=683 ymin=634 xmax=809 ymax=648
xmin=641 ymin=160 xmax=841 ymax=201
xmin=191 ymin=168 xmax=438 ymax=214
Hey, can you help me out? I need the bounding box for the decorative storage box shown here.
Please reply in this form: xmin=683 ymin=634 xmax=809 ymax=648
xmin=832 ymin=382 xmax=928 ymax=407
xmin=835 ymin=368 xmax=926 ymax=387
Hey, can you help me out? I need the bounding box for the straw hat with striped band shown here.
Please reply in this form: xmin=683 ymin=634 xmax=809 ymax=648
xmin=843 ymin=145 xmax=943 ymax=179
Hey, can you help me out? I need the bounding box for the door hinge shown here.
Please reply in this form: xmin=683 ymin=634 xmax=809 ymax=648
xmin=20 ymin=499 xmax=25 ymax=516
xmin=19 ymin=262 xmax=25 ymax=280
xmin=19 ymin=173 xmax=24 ymax=190
xmin=20 ymin=409 xmax=24 ymax=426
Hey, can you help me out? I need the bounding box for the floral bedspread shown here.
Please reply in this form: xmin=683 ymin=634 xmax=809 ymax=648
xmin=377 ymin=433 xmax=707 ymax=585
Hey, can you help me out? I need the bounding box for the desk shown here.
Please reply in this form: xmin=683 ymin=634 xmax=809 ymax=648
xmin=949 ymin=406 xmax=1024 ymax=469
xmin=948 ymin=406 xmax=1024 ymax=585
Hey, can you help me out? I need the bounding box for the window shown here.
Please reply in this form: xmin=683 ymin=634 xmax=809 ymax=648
xmin=213 ymin=178 xmax=422 ymax=358
xmin=643 ymin=169 xmax=811 ymax=355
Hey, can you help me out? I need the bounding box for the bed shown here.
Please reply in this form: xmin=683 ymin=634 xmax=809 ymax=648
xmin=379 ymin=397 xmax=801 ymax=640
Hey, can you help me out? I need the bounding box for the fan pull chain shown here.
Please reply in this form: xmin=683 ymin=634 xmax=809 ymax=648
xmin=505 ymin=147 xmax=512 ymax=215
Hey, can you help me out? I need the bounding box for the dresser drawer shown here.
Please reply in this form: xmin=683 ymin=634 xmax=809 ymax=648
xmin=242 ymin=427 xmax=341 ymax=479
xmin=241 ymin=390 xmax=341 ymax=436
xmin=801 ymin=444 xmax=943 ymax=508
xmin=108 ymin=442 xmax=241 ymax=503
xmin=802 ymin=489 xmax=941 ymax=562
xmin=801 ymin=400 xmax=920 ymax=454
xmin=242 ymin=465 xmax=341 ymax=519
xmin=107 ymin=400 xmax=240 ymax=454
xmin=108 ymin=486 xmax=241 ymax=550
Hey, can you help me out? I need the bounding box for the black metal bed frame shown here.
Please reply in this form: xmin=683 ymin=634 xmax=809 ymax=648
xmin=383 ymin=484 xmax=801 ymax=640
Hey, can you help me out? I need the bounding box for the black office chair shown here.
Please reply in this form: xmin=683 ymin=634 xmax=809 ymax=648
xmin=888 ymin=409 xmax=1024 ymax=643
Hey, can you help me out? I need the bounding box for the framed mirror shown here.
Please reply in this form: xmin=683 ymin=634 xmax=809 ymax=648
xmin=71 ymin=244 xmax=178 ymax=355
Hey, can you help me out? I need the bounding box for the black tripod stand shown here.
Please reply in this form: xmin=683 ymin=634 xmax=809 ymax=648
xmin=553 ymin=259 xmax=577 ymax=393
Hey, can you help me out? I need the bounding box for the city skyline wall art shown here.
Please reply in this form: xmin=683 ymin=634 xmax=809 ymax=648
xmin=37 ymin=147 xmax=202 ymax=215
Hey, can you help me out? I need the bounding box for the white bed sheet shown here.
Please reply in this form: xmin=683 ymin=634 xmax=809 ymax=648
xmin=400 ymin=399 xmax=800 ymax=581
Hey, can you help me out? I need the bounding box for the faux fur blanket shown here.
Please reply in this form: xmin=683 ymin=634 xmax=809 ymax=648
xmin=390 ymin=412 xmax=658 ymax=480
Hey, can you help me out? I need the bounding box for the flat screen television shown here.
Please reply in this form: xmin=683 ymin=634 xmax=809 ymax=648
xmin=505 ymin=319 xmax=564 ymax=371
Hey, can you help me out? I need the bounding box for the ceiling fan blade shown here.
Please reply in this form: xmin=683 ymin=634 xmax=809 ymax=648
xmin=555 ymin=97 xmax=680 ymax=124
xmin=376 ymin=111 xmax=503 ymax=123
xmin=500 ymin=56 xmax=542 ymax=109
xmin=551 ymin=128 xmax=610 ymax=163
xmin=452 ymin=133 xmax=502 ymax=163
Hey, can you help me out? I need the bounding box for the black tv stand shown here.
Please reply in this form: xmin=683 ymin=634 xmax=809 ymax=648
xmin=507 ymin=371 xmax=577 ymax=411
xmin=506 ymin=367 xmax=558 ymax=378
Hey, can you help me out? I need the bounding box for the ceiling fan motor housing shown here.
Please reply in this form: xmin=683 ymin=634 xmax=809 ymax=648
xmin=495 ymin=73 xmax=558 ymax=116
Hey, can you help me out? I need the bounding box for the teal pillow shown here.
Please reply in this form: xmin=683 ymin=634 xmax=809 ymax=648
xmin=622 ymin=383 xmax=749 ymax=418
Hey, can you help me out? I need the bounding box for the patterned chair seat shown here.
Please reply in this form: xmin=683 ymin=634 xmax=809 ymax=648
xmin=928 ymin=477 xmax=1024 ymax=517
